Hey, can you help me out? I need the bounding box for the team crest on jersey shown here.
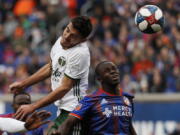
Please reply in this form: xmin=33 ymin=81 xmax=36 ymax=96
xmin=75 ymin=103 xmax=82 ymax=111
xmin=58 ymin=56 xmax=66 ymax=67
xmin=123 ymin=96 xmax=131 ymax=106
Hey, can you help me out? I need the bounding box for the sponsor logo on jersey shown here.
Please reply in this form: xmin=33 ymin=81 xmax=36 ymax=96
xmin=52 ymin=68 xmax=62 ymax=77
xmin=113 ymin=105 xmax=132 ymax=117
xmin=102 ymin=107 xmax=112 ymax=117
xmin=75 ymin=103 xmax=82 ymax=111
xmin=52 ymin=68 xmax=62 ymax=82
xmin=102 ymin=105 xmax=132 ymax=117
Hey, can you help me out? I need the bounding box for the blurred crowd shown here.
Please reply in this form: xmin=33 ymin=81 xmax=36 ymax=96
xmin=0 ymin=0 xmax=179 ymax=94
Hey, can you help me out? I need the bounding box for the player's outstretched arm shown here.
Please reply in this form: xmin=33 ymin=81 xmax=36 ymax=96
xmin=9 ymin=62 xmax=52 ymax=93
xmin=0 ymin=110 xmax=51 ymax=133
xmin=14 ymin=76 xmax=75 ymax=120
xmin=50 ymin=115 xmax=80 ymax=135
xmin=0 ymin=117 xmax=26 ymax=133
xmin=129 ymin=122 xmax=137 ymax=135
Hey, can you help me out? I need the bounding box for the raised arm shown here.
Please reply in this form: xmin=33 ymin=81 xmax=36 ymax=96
xmin=14 ymin=75 xmax=75 ymax=120
xmin=0 ymin=117 xmax=26 ymax=133
xmin=0 ymin=111 xmax=51 ymax=133
xmin=9 ymin=62 xmax=52 ymax=93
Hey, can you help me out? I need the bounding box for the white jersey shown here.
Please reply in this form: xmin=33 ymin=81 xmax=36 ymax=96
xmin=0 ymin=118 xmax=26 ymax=133
xmin=50 ymin=37 xmax=90 ymax=112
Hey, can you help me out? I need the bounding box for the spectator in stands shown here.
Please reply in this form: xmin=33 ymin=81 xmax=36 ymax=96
xmin=0 ymin=0 xmax=179 ymax=94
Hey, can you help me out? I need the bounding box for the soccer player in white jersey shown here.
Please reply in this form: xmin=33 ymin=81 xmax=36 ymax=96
xmin=9 ymin=16 xmax=93 ymax=135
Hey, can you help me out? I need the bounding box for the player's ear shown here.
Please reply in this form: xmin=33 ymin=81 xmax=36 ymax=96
xmin=96 ymin=75 xmax=102 ymax=82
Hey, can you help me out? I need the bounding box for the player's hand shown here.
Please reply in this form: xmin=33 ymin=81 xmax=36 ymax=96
xmin=9 ymin=81 xmax=25 ymax=93
xmin=25 ymin=110 xmax=51 ymax=130
xmin=14 ymin=104 xmax=36 ymax=120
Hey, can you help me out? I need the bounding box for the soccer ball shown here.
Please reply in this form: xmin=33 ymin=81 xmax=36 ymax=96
xmin=135 ymin=5 xmax=164 ymax=34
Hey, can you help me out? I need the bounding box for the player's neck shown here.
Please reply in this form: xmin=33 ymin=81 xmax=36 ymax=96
xmin=102 ymin=84 xmax=120 ymax=95
xmin=61 ymin=44 xmax=77 ymax=50
xmin=61 ymin=39 xmax=86 ymax=50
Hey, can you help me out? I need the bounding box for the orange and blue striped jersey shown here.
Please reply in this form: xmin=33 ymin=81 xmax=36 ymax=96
xmin=70 ymin=89 xmax=134 ymax=135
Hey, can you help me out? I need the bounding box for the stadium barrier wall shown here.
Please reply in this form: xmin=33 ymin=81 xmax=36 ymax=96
xmin=134 ymin=93 xmax=180 ymax=135
xmin=1 ymin=93 xmax=180 ymax=135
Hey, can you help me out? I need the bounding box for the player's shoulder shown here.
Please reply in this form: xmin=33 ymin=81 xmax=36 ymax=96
xmin=0 ymin=113 xmax=14 ymax=118
xmin=51 ymin=36 xmax=62 ymax=52
xmin=83 ymin=90 xmax=103 ymax=102
xmin=72 ymin=41 xmax=89 ymax=54
xmin=122 ymin=92 xmax=134 ymax=99
xmin=53 ymin=36 xmax=61 ymax=46
xmin=68 ymin=43 xmax=90 ymax=60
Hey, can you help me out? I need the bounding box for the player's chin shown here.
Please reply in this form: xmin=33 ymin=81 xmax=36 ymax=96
xmin=110 ymin=79 xmax=120 ymax=85
xmin=62 ymin=40 xmax=72 ymax=46
xmin=61 ymin=40 xmax=66 ymax=45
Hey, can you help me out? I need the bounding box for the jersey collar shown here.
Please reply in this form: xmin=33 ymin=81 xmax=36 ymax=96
xmin=99 ymin=88 xmax=123 ymax=96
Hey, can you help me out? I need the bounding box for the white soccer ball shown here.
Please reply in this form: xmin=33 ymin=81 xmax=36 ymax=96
xmin=135 ymin=5 xmax=164 ymax=34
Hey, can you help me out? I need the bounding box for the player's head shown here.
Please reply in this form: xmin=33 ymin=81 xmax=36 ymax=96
xmin=95 ymin=61 xmax=120 ymax=86
xmin=12 ymin=92 xmax=31 ymax=112
xmin=61 ymin=16 xmax=92 ymax=48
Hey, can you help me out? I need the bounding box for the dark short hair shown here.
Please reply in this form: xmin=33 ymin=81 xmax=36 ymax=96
xmin=71 ymin=16 xmax=92 ymax=38
xmin=95 ymin=61 xmax=110 ymax=77
xmin=13 ymin=92 xmax=31 ymax=102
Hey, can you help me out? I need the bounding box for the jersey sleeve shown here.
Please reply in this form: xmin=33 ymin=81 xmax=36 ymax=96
xmin=64 ymin=51 xmax=89 ymax=79
xmin=0 ymin=117 xmax=27 ymax=133
xmin=69 ymin=96 xmax=93 ymax=120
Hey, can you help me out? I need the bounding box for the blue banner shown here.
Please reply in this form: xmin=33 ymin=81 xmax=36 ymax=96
xmin=2 ymin=101 xmax=180 ymax=135
xmin=134 ymin=102 xmax=180 ymax=121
